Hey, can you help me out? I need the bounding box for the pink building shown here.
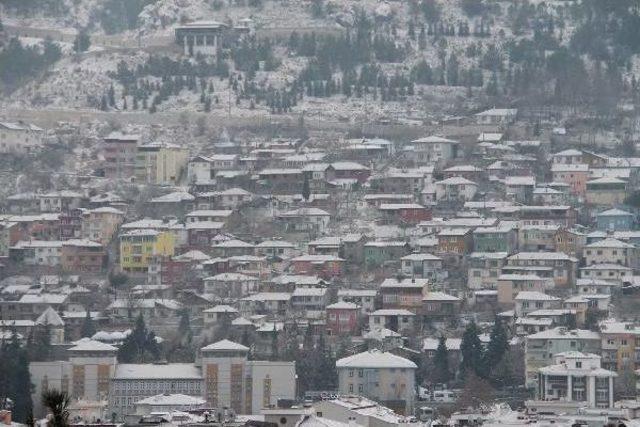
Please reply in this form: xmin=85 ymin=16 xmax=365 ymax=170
xmin=551 ymin=164 xmax=589 ymax=196
xmin=326 ymin=301 xmax=360 ymax=336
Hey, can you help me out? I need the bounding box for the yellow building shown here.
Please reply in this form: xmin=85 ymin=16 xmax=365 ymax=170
xmin=135 ymin=143 xmax=189 ymax=185
xmin=119 ymin=229 xmax=175 ymax=273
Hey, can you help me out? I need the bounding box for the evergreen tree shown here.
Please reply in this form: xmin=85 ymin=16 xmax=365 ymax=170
xmin=108 ymin=84 xmax=116 ymax=106
xmin=302 ymin=174 xmax=311 ymax=202
xmin=315 ymin=333 xmax=337 ymax=390
xmin=13 ymin=350 xmax=33 ymax=422
xmin=483 ymin=318 xmax=509 ymax=374
xmin=178 ymin=309 xmax=193 ymax=345
xmin=460 ymin=321 xmax=485 ymax=378
xmin=28 ymin=322 xmax=52 ymax=362
xmin=408 ymin=21 xmax=416 ymax=40
xmin=446 ymin=53 xmax=460 ymax=86
xmin=270 ymin=323 xmax=279 ymax=360
xmin=0 ymin=330 xmax=33 ymax=423
xmin=433 ymin=335 xmax=451 ymax=384
xmin=117 ymin=314 xmax=160 ymax=363
xmin=282 ymin=322 xmax=300 ymax=361
xmin=80 ymin=309 xmax=96 ymax=338
xmin=73 ymin=30 xmax=91 ymax=53
xmin=418 ymin=26 xmax=427 ymax=50
xmin=486 ymin=71 xmax=499 ymax=96
xmin=100 ymin=95 xmax=108 ymax=111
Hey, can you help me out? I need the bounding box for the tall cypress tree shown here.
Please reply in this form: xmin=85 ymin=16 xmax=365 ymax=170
xmin=0 ymin=330 xmax=33 ymax=422
xmin=460 ymin=321 xmax=485 ymax=378
xmin=302 ymin=174 xmax=311 ymax=202
xmin=81 ymin=309 xmax=96 ymax=338
xmin=12 ymin=350 xmax=33 ymax=422
xmin=433 ymin=335 xmax=451 ymax=384
xmin=484 ymin=317 xmax=509 ymax=372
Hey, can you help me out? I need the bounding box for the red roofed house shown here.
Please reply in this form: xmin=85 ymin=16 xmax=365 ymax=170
xmin=290 ymin=254 xmax=344 ymax=279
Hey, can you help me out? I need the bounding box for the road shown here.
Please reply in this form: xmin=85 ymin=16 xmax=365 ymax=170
xmin=4 ymin=23 xmax=344 ymax=50
xmin=1 ymin=107 xmax=498 ymax=142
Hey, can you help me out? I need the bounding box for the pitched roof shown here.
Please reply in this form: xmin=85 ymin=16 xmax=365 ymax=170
xmin=597 ymin=208 xmax=633 ymax=217
xmin=336 ymin=349 xmax=417 ymax=369
xmin=35 ymin=306 xmax=65 ymax=326
xmin=68 ymin=338 xmax=118 ymax=352
xmin=201 ymin=339 xmax=249 ymax=352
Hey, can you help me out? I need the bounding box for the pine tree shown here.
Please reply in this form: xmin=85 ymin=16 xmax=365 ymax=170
xmin=270 ymin=323 xmax=279 ymax=360
xmin=108 ymin=84 xmax=116 ymax=106
xmin=483 ymin=318 xmax=509 ymax=375
xmin=418 ymin=26 xmax=427 ymax=50
xmin=118 ymin=314 xmax=160 ymax=363
xmin=314 ymin=333 xmax=337 ymax=390
xmin=486 ymin=71 xmax=498 ymax=96
xmin=302 ymin=174 xmax=311 ymax=202
xmin=80 ymin=309 xmax=96 ymax=338
xmin=28 ymin=323 xmax=52 ymax=362
xmin=0 ymin=330 xmax=33 ymax=423
xmin=433 ymin=335 xmax=451 ymax=384
xmin=73 ymin=30 xmax=91 ymax=53
xmin=178 ymin=309 xmax=193 ymax=345
xmin=447 ymin=53 xmax=460 ymax=86
xmin=13 ymin=350 xmax=33 ymax=423
xmin=460 ymin=321 xmax=485 ymax=378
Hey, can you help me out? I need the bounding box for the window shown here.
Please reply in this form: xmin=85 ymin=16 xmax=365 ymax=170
xmin=349 ymin=384 xmax=353 ymax=392
xmin=358 ymin=384 xmax=363 ymax=392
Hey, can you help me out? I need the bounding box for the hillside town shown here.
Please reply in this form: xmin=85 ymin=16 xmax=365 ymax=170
xmin=2 ymin=0 xmax=640 ymax=427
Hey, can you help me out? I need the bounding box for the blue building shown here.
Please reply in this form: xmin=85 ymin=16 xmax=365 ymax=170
xmin=596 ymin=208 xmax=634 ymax=231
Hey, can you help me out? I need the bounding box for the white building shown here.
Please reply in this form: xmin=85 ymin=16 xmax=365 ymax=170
xmin=535 ymin=352 xmax=616 ymax=409
xmin=406 ymin=136 xmax=458 ymax=164
xmin=434 ymin=177 xmax=478 ymax=202
xmin=584 ymin=238 xmax=636 ymax=268
xmin=515 ymin=291 xmax=561 ymax=317
xmin=337 ymin=289 xmax=377 ymax=314
xmin=175 ymin=21 xmax=228 ymax=56
xmin=29 ymin=338 xmax=119 ymax=418
xmin=200 ymin=339 xmax=296 ymax=414
xmin=132 ymin=393 xmax=206 ymax=416
xmin=10 ymin=240 xmax=63 ymax=267
xmin=0 ymin=121 xmax=44 ymax=154
xmin=335 ymin=349 xmax=417 ymax=415
xmin=475 ymin=108 xmax=517 ymax=125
